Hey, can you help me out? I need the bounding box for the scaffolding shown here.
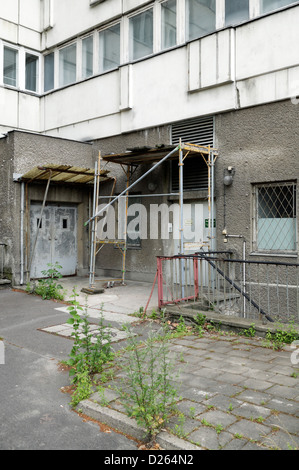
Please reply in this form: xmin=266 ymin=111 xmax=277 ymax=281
xmin=86 ymin=141 xmax=218 ymax=289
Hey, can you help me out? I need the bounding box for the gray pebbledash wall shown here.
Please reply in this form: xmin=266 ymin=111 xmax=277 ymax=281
xmin=215 ymin=99 xmax=299 ymax=261
xmin=0 ymin=131 xmax=95 ymax=284
xmin=1 ymin=100 xmax=298 ymax=285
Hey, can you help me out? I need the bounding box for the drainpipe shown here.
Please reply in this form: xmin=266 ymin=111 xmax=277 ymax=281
xmin=179 ymin=139 xmax=185 ymax=298
xmin=20 ymin=182 xmax=24 ymax=285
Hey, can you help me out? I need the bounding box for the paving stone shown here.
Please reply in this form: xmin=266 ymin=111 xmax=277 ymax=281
xmin=175 ymin=399 xmax=206 ymax=417
xmin=191 ymin=367 xmax=222 ymax=379
xmin=204 ymin=395 xmax=242 ymax=413
xmin=166 ymin=416 xmax=201 ymax=436
xmin=226 ymin=419 xmax=272 ymax=442
xmin=264 ymin=413 xmax=299 ymax=436
xmin=266 ymin=384 xmax=299 ymax=400
xmin=262 ymin=429 xmax=299 ymax=450
xmin=241 ymin=378 xmax=273 ymax=391
xmin=180 ymin=387 xmax=217 ymax=402
xmin=188 ymin=427 xmax=233 ymax=450
xmin=268 ymin=364 xmax=298 ymax=376
xmin=266 ymin=397 xmax=299 ymax=415
xmin=232 ymin=402 xmax=272 ymax=420
xmin=236 ymin=390 xmax=271 ymax=406
xmin=221 ymin=438 xmax=248 ymax=450
xmin=268 ymin=373 xmax=299 ymax=387
xmin=196 ymin=409 xmax=238 ymax=428
xmin=215 ymin=372 xmax=245 ymax=384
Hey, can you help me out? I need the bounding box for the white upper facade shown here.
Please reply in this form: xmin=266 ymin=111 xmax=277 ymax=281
xmin=0 ymin=0 xmax=299 ymax=141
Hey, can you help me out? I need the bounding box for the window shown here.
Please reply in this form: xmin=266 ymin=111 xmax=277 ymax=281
xmin=82 ymin=36 xmax=93 ymax=78
xmin=3 ymin=46 xmax=18 ymax=87
xmin=253 ymin=182 xmax=297 ymax=252
xmin=161 ymin=0 xmax=177 ymax=49
xmin=186 ymin=0 xmax=216 ymax=41
xmin=44 ymin=52 xmax=54 ymax=92
xmin=261 ymin=0 xmax=298 ymax=14
xmin=25 ymin=53 xmax=39 ymax=92
xmin=225 ymin=0 xmax=249 ymax=26
xmin=59 ymin=43 xmax=76 ymax=87
xmin=99 ymin=24 xmax=120 ymax=72
xmin=129 ymin=9 xmax=153 ymax=61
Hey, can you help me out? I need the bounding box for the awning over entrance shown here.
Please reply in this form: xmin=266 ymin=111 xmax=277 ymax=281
xmin=17 ymin=164 xmax=110 ymax=185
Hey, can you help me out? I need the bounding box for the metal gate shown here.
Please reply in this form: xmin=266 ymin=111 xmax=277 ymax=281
xmin=30 ymin=203 xmax=77 ymax=278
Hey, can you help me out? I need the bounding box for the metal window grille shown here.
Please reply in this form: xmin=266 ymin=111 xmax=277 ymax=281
xmin=254 ymin=182 xmax=297 ymax=252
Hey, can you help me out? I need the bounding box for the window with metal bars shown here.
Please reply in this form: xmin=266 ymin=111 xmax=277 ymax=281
xmin=253 ymin=182 xmax=297 ymax=253
xmin=171 ymin=116 xmax=214 ymax=191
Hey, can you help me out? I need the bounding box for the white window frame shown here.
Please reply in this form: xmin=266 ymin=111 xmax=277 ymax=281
xmin=128 ymin=6 xmax=155 ymax=62
xmin=81 ymin=34 xmax=94 ymax=79
xmin=2 ymin=43 xmax=41 ymax=94
xmin=58 ymin=42 xmax=77 ymax=88
xmin=43 ymin=51 xmax=55 ymax=93
xmin=98 ymin=21 xmax=121 ymax=73
xmin=160 ymin=0 xmax=178 ymax=50
xmin=2 ymin=44 xmax=19 ymax=88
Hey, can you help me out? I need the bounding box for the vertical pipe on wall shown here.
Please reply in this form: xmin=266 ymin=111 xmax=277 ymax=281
xmin=89 ymin=159 xmax=98 ymax=288
xmin=20 ymin=182 xmax=24 ymax=285
xmin=179 ymin=139 xmax=185 ymax=298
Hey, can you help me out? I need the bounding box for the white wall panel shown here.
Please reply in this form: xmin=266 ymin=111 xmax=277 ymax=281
xmin=236 ymin=7 xmax=299 ymax=80
xmin=18 ymin=93 xmax=41 ymax=131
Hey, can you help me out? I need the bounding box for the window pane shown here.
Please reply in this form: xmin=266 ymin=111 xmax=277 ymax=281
xmin=3 ymin=47 xmax=18 ymax=87
xmin=59 ymin=44 xmax=76 ymax=87
xmin=256 ymin=183 xmax=297 ymax=251
xmin=44 ymin=53 xmax=54 ymax=92
xmin=130 ymin=10 xmax=153 ymax=61
xmin=261 ymin=0 xmax=297 ymax=14
xmin=82 ymin=36 xmax=93 ymax=78
xmin=162 ymin=0 xmax=177 ymax=49
xmin=225 ymin=0 xmax=249 ymax=26
xmin=25 ymin=53 xmax=38 ymax=92
xmin=187 ymin=0 xmax=216 ymax=40
xmin=99 ymin=24 xmax=120 ymax=72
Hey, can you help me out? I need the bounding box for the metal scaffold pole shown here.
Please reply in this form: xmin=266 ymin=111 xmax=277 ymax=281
xmin=89 ymin=152 xmax=101 ymax=288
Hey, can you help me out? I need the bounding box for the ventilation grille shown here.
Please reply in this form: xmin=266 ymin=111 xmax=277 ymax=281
xmin=171 ymin=116 xmax=214 ymax=191
xmin=171 ymin=157 xmax=208 ymax=192
xmin=171 ymin=116 xmax=214 ymax=146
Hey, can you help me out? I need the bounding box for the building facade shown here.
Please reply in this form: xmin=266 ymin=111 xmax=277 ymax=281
xmin=0 ymin=0 xmax=298 ymax=287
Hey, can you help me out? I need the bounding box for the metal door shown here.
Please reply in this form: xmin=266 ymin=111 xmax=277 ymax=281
xmin=30 ymin=204 xmax=77 ymax=278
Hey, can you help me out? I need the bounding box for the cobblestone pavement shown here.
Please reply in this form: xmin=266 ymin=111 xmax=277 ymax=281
xmin=79 ymin=330 xmax=299 ymax=450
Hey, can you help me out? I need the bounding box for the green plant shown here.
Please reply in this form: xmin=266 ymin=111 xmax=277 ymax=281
xmin=66 ymin=291 xmax=114 ymax=383
xmin=32 ymin=262 xmax=64 ymax=300
xmin=173 ymin=413 xmax=186 ymax=438
xmin=243 ymin=323 xmax=256 ymax=338
xmin=116 ymin=326 xmax=179 ymax=441
xmin=175 ymin=316 xmax=189 ymax=334
xmin=265 ymin=322 xmax=299 ymax=350
xmin=70 ymin=365 xmax=93 ymax=408
xmin=193 ymin=313 xmax=206 ymax=336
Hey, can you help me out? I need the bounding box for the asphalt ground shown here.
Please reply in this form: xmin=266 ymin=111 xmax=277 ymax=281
xmin=1 ymin=286 xmax=298 ymax=452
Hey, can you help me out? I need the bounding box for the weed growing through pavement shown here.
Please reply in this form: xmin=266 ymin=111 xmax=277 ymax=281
xmin=26 ymin=262 xmax=65 ymax=300
xmin=65 ymin=289 xmax=114 ymax=405
xmin=115 ymin=324 xmax=180 ymax=443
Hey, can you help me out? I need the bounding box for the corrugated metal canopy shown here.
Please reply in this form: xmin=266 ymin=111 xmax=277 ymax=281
xmin=18 ymin=164 xmax=110 ymax=185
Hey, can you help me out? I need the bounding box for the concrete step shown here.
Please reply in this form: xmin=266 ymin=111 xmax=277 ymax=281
xmin=0 ymin=279 xmax=11 ymax=289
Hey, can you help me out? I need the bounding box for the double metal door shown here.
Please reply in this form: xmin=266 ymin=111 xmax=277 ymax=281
xmin=30 ymin=203 xmax=77 ymax=278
